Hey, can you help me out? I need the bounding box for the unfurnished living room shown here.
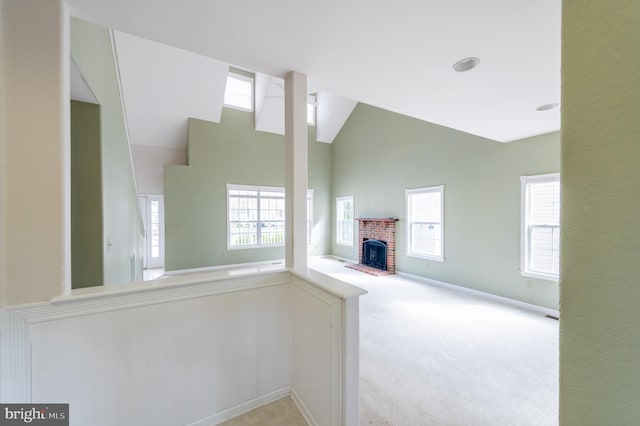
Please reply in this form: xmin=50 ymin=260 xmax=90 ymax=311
xmin=1 ymin=1 xmax=639 ymax=426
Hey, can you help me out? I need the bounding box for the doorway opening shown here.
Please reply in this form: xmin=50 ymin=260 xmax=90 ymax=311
xmin=139 ymin=195 xmax=164 ymax=275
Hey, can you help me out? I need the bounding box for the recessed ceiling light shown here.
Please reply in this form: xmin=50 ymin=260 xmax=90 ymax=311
xmin=452 ymin=57 xmax=480 ymax=72
xmin=536 ymin=103 xmax=559 ymax=111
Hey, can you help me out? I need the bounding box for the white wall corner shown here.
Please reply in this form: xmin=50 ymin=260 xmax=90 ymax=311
xmin=316 ymin=91 xmax=357 ymax=143
xmin=255 ymin=72 xmax=286 ymax=135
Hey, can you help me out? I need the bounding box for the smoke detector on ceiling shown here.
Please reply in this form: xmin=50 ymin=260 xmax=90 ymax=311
xmin=536 ymin=103 xmax=559 ymax=111
xmin=452 ymin=57 xmax=480 ymax=72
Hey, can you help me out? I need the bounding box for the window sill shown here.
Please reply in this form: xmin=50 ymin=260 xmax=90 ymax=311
xmin=223 ymin=104 xmax=254 ymax=113
xmin=520 ymin=270 xmax=559 ymax=282
xmin=407 ymin=252 xmax=444 ymax=262
xmin=228 ymin=244 xmax=285 ymax=250
xmin=336 ymin=242 xmax=354 ymax=247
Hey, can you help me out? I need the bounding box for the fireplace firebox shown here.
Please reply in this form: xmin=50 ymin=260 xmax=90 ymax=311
xmin=362 ymin=239 xmax=388 ymax=271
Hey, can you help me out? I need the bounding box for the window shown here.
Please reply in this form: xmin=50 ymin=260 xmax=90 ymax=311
xmin=224 ymin=72 xmax=253 ymax=111
xmin=406 ymin=186 xmax=444 ymax=261
xmin=336 ymin=196 xmax=354 ymax=246
xmin=227 ymin=184 xmax=284 ymax=249
xmin=139 ymin=195 xmax=164 ymax=269
xmin=307 ymin=96 xmax=316 ymax=126
xmin=150 ymin=199 xmax=161 ymax=259
xmin=307 ymin=189 xmax=314 ymax=245
xmin=521 ymin=173 xmax=560 ymax=281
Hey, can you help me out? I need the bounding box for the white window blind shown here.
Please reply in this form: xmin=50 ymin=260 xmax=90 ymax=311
xmin=227 ymin=184 xmax=284 ymax=249
xmin=336 ymin=196 xmax=354 ymax=246
xmin=521 ymin=173 xmax=560 ymax=281
xmin=406 ymin=186 xmax=444 ymax=261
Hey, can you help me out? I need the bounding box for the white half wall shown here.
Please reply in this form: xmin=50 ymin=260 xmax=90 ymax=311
xmin=0 ymin=268 xmax=366 ymax=425
xmin=291 ymin=277 xmax=341 ymax=425
xmin=290 ymin=269 xmax=365 ymax=425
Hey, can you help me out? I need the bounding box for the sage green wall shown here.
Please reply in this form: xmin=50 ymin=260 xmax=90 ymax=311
xmin=332 ymin=103 xmax=560 ymax=309
xmin=308 ymin=126 xmax=333 ymax=257
xmin=560 ymin=2 xmax=640 ymax=423
xmin=70 ymin=101 xmax=103 ymax=288
xmin=71 ymin=18 xmax=143 ymax=285
xmin=165 ymin=108 xmax=331 ymax=271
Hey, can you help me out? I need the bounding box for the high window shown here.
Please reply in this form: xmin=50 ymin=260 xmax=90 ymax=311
xmin=521 ymin=173 xmax=560 ymax=281
xmin=406 ymin=186 xmax=444 ymax=261
xmin=307 ymin=96 xmax=316 ymax=126
xmin=224 ymin=72 xmax=253 ymax=111
xmin=227 ymin=184 xmax=284 ymax=249
xmin=336 ymin=196 xmax=354 ymax=246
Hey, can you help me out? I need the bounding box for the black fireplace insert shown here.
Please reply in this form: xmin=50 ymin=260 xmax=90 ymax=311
xmin=362 ymin=239 xmax=387 ymax=270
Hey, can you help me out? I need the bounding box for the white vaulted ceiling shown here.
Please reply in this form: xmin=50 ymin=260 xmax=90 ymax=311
xmin=109 ymin=33 xmax=357 ymax=148
xmin=254 ymin=73 xmax=357 ymax=141
xmin=66 ymin=0 xmax=561 ymax=143
xmin=113 ymin=31 xmax=228 ymax=149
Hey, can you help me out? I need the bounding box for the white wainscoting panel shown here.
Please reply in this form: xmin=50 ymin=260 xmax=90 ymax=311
xmin=3 ymin=272 xmax=291 ymax=426
xmin=257 ymin=285 xmax=291 ymax=394
xmin=1 ymin=268 xmax=366 ymax=426
xmin=291 ymin=276 xmax=342 ymax=426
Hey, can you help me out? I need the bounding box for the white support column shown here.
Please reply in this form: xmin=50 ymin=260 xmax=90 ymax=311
xmin=284 ymin=71 xmax=308 ymax=271
xmin=0 ymin=0 xmax=70 ymax=307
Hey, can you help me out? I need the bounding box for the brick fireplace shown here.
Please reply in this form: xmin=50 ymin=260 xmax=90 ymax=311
xmin=347 ymin=218 xmax=399 ymax=276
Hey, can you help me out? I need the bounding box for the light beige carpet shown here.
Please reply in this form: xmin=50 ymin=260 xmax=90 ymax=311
xmin=218 ymin=397 xmax=306 ymax=426
xmin=218 ymin=258 xmax=558 ymax=425
xmin=310 ymin=256 xmax=559 ymax=426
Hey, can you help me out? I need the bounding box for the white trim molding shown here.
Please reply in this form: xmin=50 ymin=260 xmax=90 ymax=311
xmin=186 ymin=387 xmax=290 ymax=426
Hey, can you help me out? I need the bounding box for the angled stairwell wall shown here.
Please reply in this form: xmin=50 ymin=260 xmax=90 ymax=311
xmin=164 ymin=108 xmax=332 ymax=271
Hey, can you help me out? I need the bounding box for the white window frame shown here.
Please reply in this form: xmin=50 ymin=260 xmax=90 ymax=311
xmin=520 ymin=173 xmax=560 ymax=282
xmin=227 ymin=184 xmax=284 ymax=250
xmin=224 ymin=72 xmax=254 ymax=112
xmin=336 ymin=195 xmax=354 ymax=247
xmin=406 ymin=185 xmax=444 ymax=262
xmin=139 ymin=195 xmax=165 ymax=269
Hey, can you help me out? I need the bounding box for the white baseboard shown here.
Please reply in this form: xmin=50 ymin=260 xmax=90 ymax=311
xmin=316 ymin=254 xmax=356 ymax=264
xmin=186 ymin=386 xmax=290 ymax=426
xmin=396 ymin=272 xmax=559 ymax=318
xmin=290 ymin=386 xmax=317 ymax=426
